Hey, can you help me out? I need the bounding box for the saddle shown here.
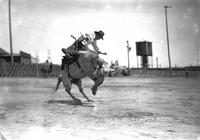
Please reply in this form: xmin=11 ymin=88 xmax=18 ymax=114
xmin=61 ymin=37 xmax=90 ymax=70
xmin=61 ymin=52 xmax=80 ymax=70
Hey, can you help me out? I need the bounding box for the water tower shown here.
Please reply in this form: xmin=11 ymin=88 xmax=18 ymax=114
xmin=136 ymin=41 xmax=152 ymax=68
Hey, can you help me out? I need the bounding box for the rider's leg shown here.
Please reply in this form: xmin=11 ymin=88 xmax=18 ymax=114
xmin=62 ymin=48 xmax=72 ymax=56
xmin=62 ymin=49 xmax=84 ymax=73
xmin=61 ymin=51 xmax=73 ymax=70
xmin=70 ymin=51 xmax=84 ymax=73
xmin=61 ymin=57 xmax=65 ymax=70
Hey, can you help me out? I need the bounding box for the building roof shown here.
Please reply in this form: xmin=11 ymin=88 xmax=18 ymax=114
xmin=0 ymin=48 xmax=9 ymax=56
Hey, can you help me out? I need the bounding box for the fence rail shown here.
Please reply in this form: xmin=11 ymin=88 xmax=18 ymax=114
xmin=0 ymin=62 xmax=60 ymax=77
xmin=130 ymin=68 xmax=200 ymax=78
xmin=1 ymin=62 xmax=200 ymax=78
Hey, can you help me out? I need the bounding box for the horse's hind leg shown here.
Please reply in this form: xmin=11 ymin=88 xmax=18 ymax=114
xmin=61 ymin=71 xmax=81 ymax=103
xmin=73 ymin=79 xmax=93 ymax=102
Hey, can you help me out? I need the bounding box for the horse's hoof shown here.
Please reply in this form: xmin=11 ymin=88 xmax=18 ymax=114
xmin=87 ymin=99 xmax=94 ymax=102
xmin=74 ymin=99 xmax=82 ymax=105
xmin=91 ymin=87 xmax=97 ymax=96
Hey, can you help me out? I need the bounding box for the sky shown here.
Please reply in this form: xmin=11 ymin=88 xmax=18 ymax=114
xmin=0 ymin=0 xmax=200 ymax=67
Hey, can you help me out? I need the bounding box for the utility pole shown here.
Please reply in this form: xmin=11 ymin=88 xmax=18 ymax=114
xmin=126 ymin=41 xmax=131 ymax=75
xmin=164 ymin=6 xmax=172 ymax=77
xmin=151 ymin=56 xmax=153 ymax=68
xmin=8 ymin=0 xmax=14 ymax=63
xmin=35 ymin=50 xmax=39 ymax=77
xmin=196 ymin=30 xmax=200 ymax=65
xmin=47 ymin=50 xmax=52 ymax=63
xmin=156 ymin=57 xmax=159 ymax=68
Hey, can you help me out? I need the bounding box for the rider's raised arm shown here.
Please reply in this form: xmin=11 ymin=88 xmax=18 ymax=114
xmin=91 ymin=41 xmax=99 ymax=52
xmin=70 ymin=35 xmax=76 ymax=41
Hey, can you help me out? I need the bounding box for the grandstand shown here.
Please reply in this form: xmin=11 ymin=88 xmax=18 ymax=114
xmin=0 ymin=48 xmax=61 ymax=77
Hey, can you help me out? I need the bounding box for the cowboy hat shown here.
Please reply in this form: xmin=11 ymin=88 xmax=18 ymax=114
xmin=94 ymin=30 xmax=104 ymax=40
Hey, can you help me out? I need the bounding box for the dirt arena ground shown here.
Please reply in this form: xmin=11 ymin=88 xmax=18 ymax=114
xmin=0 ymin=76 xmax=200 ymax=140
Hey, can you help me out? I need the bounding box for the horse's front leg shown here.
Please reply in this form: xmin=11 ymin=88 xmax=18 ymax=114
xmin=89 ymin=70 xmax=104 ymax=95
xmin=73 ymin=79 xmax=93 ymax=102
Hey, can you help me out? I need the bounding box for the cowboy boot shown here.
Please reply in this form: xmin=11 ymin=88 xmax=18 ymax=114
xmin=61 ymin=56 xmax=72 ymax=70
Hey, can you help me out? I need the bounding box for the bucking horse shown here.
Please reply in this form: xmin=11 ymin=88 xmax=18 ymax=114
xmin=55 ymin=36 xmax=106 ymax=104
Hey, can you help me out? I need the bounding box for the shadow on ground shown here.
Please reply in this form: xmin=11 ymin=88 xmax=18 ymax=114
xmin=47 ymin=100 xmax=94 ymax=107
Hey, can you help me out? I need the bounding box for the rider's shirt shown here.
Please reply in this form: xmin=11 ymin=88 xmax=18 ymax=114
xmin=81 ymin=33 xmax=99 ymax=52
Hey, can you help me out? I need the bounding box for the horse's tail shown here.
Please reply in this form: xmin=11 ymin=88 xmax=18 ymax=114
xmin=55 ymin=74 xmax=62 ymax=92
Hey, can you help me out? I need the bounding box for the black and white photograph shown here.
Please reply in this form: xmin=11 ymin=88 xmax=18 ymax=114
xmin=0 ymin=0 xmax=200 ymax=139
